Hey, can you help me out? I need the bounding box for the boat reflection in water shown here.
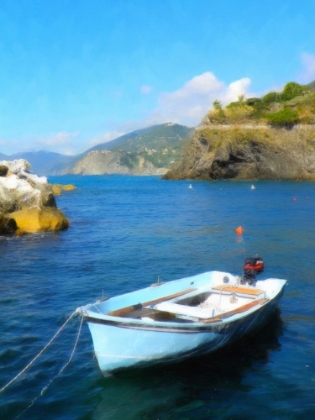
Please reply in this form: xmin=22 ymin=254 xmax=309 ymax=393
xmin=90 ymin=310 xmax=284 ymax=420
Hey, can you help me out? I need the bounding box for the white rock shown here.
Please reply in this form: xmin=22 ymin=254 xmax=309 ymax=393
xmin=0 ymin=159 xmax=30 ymax=174
xmin=0 ymin=160 xmax=54 ymax=213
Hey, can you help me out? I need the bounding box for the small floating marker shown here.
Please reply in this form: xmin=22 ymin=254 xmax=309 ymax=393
xmin=251 ymin=184 xmax=255 ymax=190
xmin=235 ymin=226 xmax=244 ymax=235
xmin=306 ymin=196 xmax=309 ymax=200
xmin=188 ymin=184 xmax=193 ymax=189
xmin=293 ymin=197 xmax=297 ymax=201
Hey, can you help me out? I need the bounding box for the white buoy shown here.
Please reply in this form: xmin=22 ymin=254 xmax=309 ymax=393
xmin=251 ymin=184 xmax=255 ymax=190
xmin=189 ymin=184 xmax=193 ymax=189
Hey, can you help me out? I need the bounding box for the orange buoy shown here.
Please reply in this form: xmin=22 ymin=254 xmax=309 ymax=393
xmin=235 ymin=226 xmax=244 ymax=235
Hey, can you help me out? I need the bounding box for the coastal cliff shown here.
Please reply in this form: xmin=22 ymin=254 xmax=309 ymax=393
xmin=164 ymin=82 xmax=315 ymax=181
xmin=163 ymin=125 xmax=315 ymax=180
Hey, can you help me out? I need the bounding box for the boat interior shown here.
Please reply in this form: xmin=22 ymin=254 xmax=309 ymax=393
xmin=107 ymin=285 xmax=268 ymax=324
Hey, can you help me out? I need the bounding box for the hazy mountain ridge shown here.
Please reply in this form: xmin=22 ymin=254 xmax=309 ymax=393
xmin=55 ymin=123 xmax=193 ymax=175
xmin=0 ymin=123 xmax=193 ymax=176
xmin=66 ymin=149 xmax=159 ymax=175
xmin=88 ymin=123 xmax=193 ymax=153
xmin=0 ymin=151 xmax=75 ymax=176
xmin=13 ymin=151 xmax=75 ymax=176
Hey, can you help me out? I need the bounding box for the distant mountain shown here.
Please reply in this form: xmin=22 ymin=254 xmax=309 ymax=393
xmin=88 ymin=123 xmax=193 ymax=153
xmin=10 ymin=151 xmax=76 ymax=176
xmin=58 ymin=123 xmax=194 ymax=175
xmin=0 ymin=151 xmax=76 ymax=176
xmin=306 ymin=80 xmax=315 ymax=91
xmin=0 ymin=123 xmax=194 ymax=176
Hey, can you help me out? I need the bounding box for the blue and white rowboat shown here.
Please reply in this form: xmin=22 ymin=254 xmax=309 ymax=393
xmin=78 ymin=270 xmax=286 ymax=375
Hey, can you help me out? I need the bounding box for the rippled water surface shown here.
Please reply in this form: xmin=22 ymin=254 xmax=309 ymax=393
xmin=1 ymin=176 xmax=315 ymax=419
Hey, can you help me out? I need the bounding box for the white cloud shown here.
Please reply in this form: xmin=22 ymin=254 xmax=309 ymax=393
xmin=92 ymin=73 xmax=255 ymax=146
xmin=140 ymin=85 xmax=152 ymax=94
xmin=298 ymin=52 xmax=315 ymax=84
xmin=155 ymin=72 xmax=253 ymax=126
xmin=223 ymin=78 xmax=252 ymax=104
xmin=76 ymin=73 xmax=255 ymax=153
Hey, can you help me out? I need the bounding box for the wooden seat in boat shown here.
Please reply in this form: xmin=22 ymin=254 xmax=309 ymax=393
xmin=213 ymin=285 xmax=265 ymax=296
xmin=107 ymin=288 xmax=197 ymax=317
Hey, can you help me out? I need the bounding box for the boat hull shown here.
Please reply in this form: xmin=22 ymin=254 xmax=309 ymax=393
xmin=84 ymin=279 xmax=285 ymax=374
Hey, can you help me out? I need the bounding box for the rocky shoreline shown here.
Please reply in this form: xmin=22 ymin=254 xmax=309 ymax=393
xmin=0 ymin=159 xmax=70 ymax=235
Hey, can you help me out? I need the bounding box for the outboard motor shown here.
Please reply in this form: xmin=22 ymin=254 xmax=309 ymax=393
xmin=241 ymin=257 xmax=264 ymax=285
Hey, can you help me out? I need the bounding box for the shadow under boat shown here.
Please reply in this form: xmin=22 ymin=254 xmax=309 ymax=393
xmin=90 ymin=310 xmax=284 ymax=420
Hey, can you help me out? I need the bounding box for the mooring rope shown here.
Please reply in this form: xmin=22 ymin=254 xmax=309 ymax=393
xmin=0 ymin=309 xmax=80 ymax=394
xmin=41 ymin=313 xmax=84 ymax=395
xmin=13 ymin=313 xmax=84 ymax=420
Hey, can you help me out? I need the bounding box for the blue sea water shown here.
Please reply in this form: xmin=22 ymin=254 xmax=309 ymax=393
xmin=1 ymin=175 xmax=315 ymax=420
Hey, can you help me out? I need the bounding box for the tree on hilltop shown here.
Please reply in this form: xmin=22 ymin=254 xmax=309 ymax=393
xmin=281 ymin=82 xmax=304 ymax=101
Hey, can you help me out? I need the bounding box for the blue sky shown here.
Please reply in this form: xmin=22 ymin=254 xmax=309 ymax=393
xmin=1 ymin=0 xmax=315 ymax=156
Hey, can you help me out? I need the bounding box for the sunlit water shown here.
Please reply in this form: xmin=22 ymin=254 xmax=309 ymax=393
xmin=1 ymin=176 xmax=315 ymax=419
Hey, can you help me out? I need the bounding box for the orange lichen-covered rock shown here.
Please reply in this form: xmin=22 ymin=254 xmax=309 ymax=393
xmin=52 ymin=184 xmax=76 ymax=195
xmin=52 ymin=184 xmax=62 ymax=196
xmin=10 ymin=207 xmax=69 ymax=234
xmin=0 ymin=159 xmax=72 ymax=235
xmin=62 ymin=184 xmax=76 ymax=191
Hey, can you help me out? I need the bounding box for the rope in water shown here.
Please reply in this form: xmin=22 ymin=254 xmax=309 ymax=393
xmin=0 ymin=308 xmax=81 ymax=394
xmin=13 ymin=313 xmax=84 ymax=420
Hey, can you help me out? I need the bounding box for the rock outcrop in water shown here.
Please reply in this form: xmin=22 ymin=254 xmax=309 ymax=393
xmin=164 ymin=81 xmax=315 ymax=181
xmin=0 ymin=159 xmax=69 ymax=235
xmin=163 ymin=125 xmax=315 ymax=180
xmin=52 ymin=183 xmax=76 ymax=195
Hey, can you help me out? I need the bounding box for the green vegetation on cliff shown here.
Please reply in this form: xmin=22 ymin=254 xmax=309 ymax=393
xmin=164 ymin=80 xmax=315 ymax=181
xmin=265 ymin=107 xmax=299 ymax=127
xmin=205 ymin=81 xmax=315 ymax=127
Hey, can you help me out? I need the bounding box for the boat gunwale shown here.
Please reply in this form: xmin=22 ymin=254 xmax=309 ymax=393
xmin=78 ymin=275 xmax=287 ymax=333
xmin=81 ymin=295 xmax=277 ymax=332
